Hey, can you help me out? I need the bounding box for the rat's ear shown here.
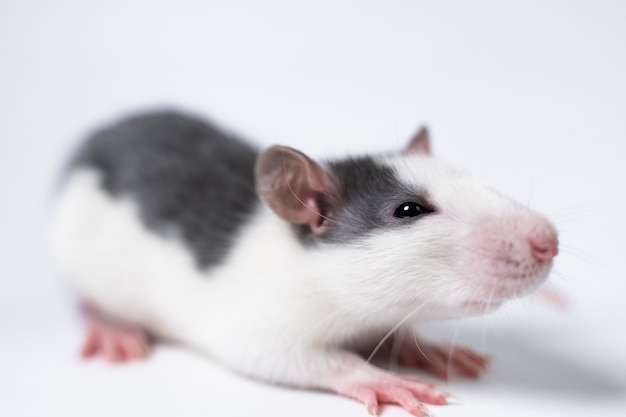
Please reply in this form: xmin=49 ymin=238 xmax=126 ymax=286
xmin=404 ymin=126 xmax=431 ymax=155
xmin=255 ymin=145 xmax=336 ymax=234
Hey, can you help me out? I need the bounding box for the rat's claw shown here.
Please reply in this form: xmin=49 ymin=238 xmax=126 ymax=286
xmin=367 ymin=404 xmax=379 ymax=417
xmin=443 ymin=391 xmax=462 ymax=404
xmin=352 ymin=387 xmax=379 ymax=416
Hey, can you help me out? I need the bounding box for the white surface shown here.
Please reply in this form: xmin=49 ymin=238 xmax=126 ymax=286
xmin=1 ymin=1 xmax=625 ymax=416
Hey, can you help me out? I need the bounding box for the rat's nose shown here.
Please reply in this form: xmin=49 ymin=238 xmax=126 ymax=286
xmin=529 ymin=228 xmax=559 ymax=261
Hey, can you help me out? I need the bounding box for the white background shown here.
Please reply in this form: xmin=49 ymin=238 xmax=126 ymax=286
xmin=1 ymin=1 xmax=625 ymax=416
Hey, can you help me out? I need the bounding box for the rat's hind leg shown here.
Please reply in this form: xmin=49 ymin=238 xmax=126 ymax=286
xmin=79 ymin=303 xmax=152 ymax=363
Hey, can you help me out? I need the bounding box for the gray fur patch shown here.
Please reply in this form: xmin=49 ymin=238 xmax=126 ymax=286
xmin=300 ymin=156 xmax=433 ymax=244
xmin=69 ymin=111 xmax=260 ymax=268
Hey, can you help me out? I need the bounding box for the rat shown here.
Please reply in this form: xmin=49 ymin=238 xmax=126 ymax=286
xmin=49 ymin=110 xmax=558 ymax=417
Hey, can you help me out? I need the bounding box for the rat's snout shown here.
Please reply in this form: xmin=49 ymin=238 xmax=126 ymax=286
xmin=459 ymin=212 xmax=558 ymax=302
xmin=528 ymin=226 xmax=559 ymax=262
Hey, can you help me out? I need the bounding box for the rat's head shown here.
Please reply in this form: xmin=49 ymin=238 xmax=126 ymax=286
xmin=256 ymin=128 xmax=558 ymax=321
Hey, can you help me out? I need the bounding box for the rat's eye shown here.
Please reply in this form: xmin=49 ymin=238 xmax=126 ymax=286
xmin=393 ymin=202 xmax=430 ymax=218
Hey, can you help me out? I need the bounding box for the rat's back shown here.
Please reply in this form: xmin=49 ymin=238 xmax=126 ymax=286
xmin=50 ymin=111 xmax=265 ymax=337
xmin=63 ymin=111 xmax=261 ymax=267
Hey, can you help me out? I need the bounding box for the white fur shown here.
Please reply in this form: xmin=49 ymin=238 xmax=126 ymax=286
xmin=50 ymin=153 xmax=556 ymax=391
xmin=50 ymin=170 xmax=390 ymax=386
xmin=379 ymin=154 xmax=555 ymax=307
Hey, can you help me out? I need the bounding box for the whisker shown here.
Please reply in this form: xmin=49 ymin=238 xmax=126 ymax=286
xmin=366 ymin=301 xmax=440 ymax=365
xmin=558 ymin=245 xmax=602 ymax=269
xmin=548 ymin=205 xmax=624 ymax=220
xmin=549 ymin=268 xmax=569 ymax=283
xmin=525 ymin=132 xmax=572 ymax=207
xmin=411 ymin=324 xmax=433 ymax=365
xmin=480 ymin=313 xmax=488 ymax=354
xmin=388 ymin=326 xmax=406 ymax=370
xmin=448 ymin=316 xmax=466 ymax=379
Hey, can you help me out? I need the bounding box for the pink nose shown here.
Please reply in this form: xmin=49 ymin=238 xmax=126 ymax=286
xmin=529 ymin=230 xmax=559 ymax=261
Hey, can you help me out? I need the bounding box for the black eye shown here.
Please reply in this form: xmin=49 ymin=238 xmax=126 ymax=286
xmin=393 ymin=202 xmax=430 ymax=218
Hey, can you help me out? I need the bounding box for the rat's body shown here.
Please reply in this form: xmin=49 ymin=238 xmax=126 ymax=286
xmin=50 ymin=111 xmax=558 ymax=416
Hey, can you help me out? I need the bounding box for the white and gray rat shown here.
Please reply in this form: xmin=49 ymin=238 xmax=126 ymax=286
xmin=50 ymin=111 xmax=558 ymax=416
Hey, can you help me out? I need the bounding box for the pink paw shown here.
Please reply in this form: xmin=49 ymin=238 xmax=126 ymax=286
xmin=343 ymin=374 xmax=448 ymax=417
xmin=535 ymin=284 xmax=569 ymax=309
xmin=396 ymin=339 xmax=489 ymax=380
xmin=80 ymin=305 xmax=151 ymax=363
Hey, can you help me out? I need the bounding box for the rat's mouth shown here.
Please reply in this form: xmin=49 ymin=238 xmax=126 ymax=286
xmin=463 ymin=252 xmax=554 ymax=301
xmin=465 ymin=269 xmax=551 ymax=309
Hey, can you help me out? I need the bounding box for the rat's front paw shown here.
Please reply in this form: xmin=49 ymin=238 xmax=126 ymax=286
xmin=396 ymin=339 xmax=489 ymax=380
xmin=338 ymin=372 xmax=449 ymax=416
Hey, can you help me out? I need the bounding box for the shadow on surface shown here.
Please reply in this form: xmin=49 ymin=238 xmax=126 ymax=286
xmin=462 ymin=326 xmax=626 ymax=400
